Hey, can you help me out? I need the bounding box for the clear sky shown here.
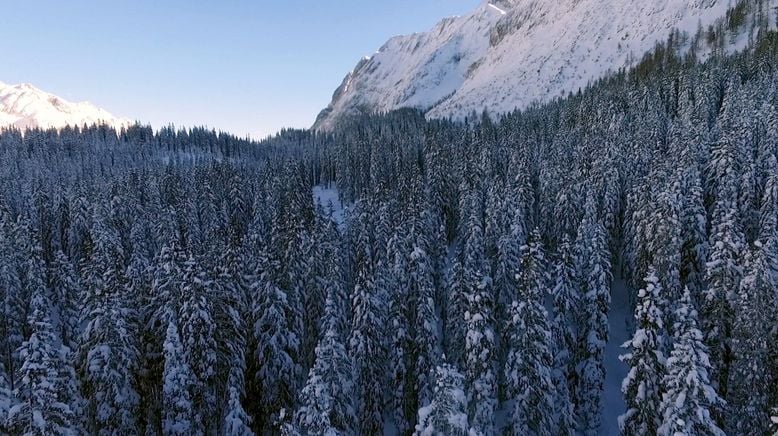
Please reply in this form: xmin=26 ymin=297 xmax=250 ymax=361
xmin=0 ymin=0 xmax=478 ymax=138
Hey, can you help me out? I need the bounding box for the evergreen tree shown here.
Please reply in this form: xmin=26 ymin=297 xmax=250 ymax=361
xmin=7 ymin=290 xmax=79 ymax=435
xmin=348 ymin=254 xmax=387 ymax=436
xmin=659 ymin=287 xmax=725 ymax=436
xmin=294 ymin=287 xmax=355 ymax=435
xmin=286 ymin=229 xmax=319 ymax=373
xmin=51 ymin=250 xmax=82 ymax=352
xmin=149 ymin=236 xmax=187 ymax=338
xmin=679 ymin=167 xmax=708 ymax=299
xmin=162 ymin=315 xmax=194 ymax=436
xmin=178 ymin=256 xmax=218 ymax=434
xmin=462 ymin=193 xmax=497 ymax=435
xmin=77 ymin=215 xmax=140 ymax=435
xmin=0 ymin=212 xmax=25 ymax=399
xmin=410 ymin=240 xmax=442 ymax=414
xmin=251 ymin=255 xmax=301 ymax=434
xmin=504 ymin=229 xmax=557 ymax=435
xmin=386 ymin=230 xmax=414 ymax=434
xmin=701 ymin=196 xmax=744 ymax=401
xmin=212 ymin=242 xmax=251 ymax=429
xmin=413 ymin=361 xmax=469 ymax=436
xmin=445 ymin=252 xmax=468 ymax=368
xmin=222 ymin=382 xmax=254 ymax=436
xmin=728 ymin=239 xmax=777 ymax=434
xmin=652 ymin=180 xmax=682 ymax=318
xmin=550 ymin=234 xmax=578 ymax=435
xmin=494 ymin=204 xmax=524 ymax=323
xmin=0 ymin=360 xmax=13 ymax=434
xmin=552 ymin=234 xmax=580 ymax=356
xmin=758 ymin=155 xmax=777 ymax=242
xmin=619 ymin=268 xmax=665 ymax=435
xmin=576 ymin=220 xmax=611 ymax=435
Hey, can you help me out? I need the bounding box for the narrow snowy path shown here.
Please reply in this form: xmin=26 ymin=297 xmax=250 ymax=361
xmin=601 ymin=275 xmax=631 ymax=435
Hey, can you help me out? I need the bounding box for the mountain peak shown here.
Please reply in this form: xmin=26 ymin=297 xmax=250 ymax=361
xmin=0 ymin=81 xmax=131 ymax=131
xmin=315 ymin=0 xmax=772 ymax=131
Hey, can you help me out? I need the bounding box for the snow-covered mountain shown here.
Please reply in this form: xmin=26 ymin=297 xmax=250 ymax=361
xmin=0 ymin=81 xmax=131 ymax=131
xmin=315 ymin=0 xmax=775 ymax=130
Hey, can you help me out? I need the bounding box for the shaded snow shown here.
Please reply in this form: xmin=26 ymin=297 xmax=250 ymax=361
xmin=602 ymin=274 xmax=631 ymax=435
xmin=312 ymin=184 xmax=347 ymax=228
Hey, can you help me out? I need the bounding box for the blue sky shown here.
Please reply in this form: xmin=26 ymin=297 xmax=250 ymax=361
xmin=0 ymin=0 xmax=478 ymax=138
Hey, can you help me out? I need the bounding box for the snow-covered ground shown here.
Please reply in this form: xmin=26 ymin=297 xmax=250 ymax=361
xmin=602 ymin=275 xmax=631 ymax=435
xmin=312 ymin=184 xmax=348 ymax=228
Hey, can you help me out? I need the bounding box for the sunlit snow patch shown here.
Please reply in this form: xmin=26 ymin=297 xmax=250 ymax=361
xmin=488 ymin=3 xmax=507 ymax=15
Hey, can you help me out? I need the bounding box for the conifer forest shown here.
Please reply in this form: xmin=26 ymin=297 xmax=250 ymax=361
xmin=1 ymin=22 xmax=778 ymax=436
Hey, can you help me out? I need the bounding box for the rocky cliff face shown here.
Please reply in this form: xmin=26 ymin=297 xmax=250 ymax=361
xmin=315 ymin=0 xmax=775 ymax=130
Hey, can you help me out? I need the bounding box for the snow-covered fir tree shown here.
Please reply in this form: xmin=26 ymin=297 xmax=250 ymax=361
xmin=619 ymin=268 xmax=665 ymax=435
xmin=386 ymin=228 xmax=414 ymax=433
xmin=576 ymin=218 xmax=612 ymax=435
xmin=51 ymin=250 xmax=82 ymax=352
xmin=0 ymin=212 xmax=25 ymax=407
xmin=0 ymin=360 xmax=13 ymax=434
xmin=162 ymin=314 xmax=194 ymax=436
xmin=701 ymin=194 xmax=744 ymax=402
xmin=550 ymin=234 xmax=578 ymax=435
xmin=679 ymin=167 xmax=708 ymax=299
xmin=758 ymin=155 xmax=778 ymax=243
xmin=727 ymin=238 xmax=778 ymax=434
xmin=77 ymin=214 xmax=141 ymax=435
xmin=413 ymin=360 xmax=469 ymax=436
xmin=410 ymin=239 xmax=442 ymax=414
xmin=659 ymin=287 xmax=725 ymax=436
xmin=250 ymin=252 xmax=301 ymax=434
xmin=348 ymin=216 xmax=388 ymax=436
xmin=294 ymin=279 xmax=355 ymax=435
xmin=6 ymin=289 xmax=79 ymax=435
xmin=461 ymin=192 xmax=497 ymax=435
xmin=504 ymin=229 xmax=557 ymax=435
xmin=445 ymin=252 xmax=468 ymax=369
xmin=178 ymin=256 xmax=218 ymax=434
xmin=222 ymin=382 xmax=254 ymax=436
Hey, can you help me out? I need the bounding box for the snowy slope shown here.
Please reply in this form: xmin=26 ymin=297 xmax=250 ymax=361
xmin=0 ymin=81 xmax=131 ymax=131
xmin=315 ymin=0 xmax=774 ymax=130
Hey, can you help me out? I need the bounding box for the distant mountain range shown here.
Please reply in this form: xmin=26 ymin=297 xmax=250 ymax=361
xmin=0 ymin=81 xmax=130 ymax=131
xmin=315 ymin=0 xmax=777 ymax=130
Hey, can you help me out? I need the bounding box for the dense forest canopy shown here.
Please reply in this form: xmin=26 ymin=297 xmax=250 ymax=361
xmin=1 ymin=12 xmax=778 ymax=436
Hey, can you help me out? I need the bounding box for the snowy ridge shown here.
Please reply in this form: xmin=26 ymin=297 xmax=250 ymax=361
xmin=0 ymin=81 xmax=131 ymax=131
xmin=315 ymin=0 xmax=777 ymax=130
xmin=487 ymin=3 xmax=508 ymax=16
